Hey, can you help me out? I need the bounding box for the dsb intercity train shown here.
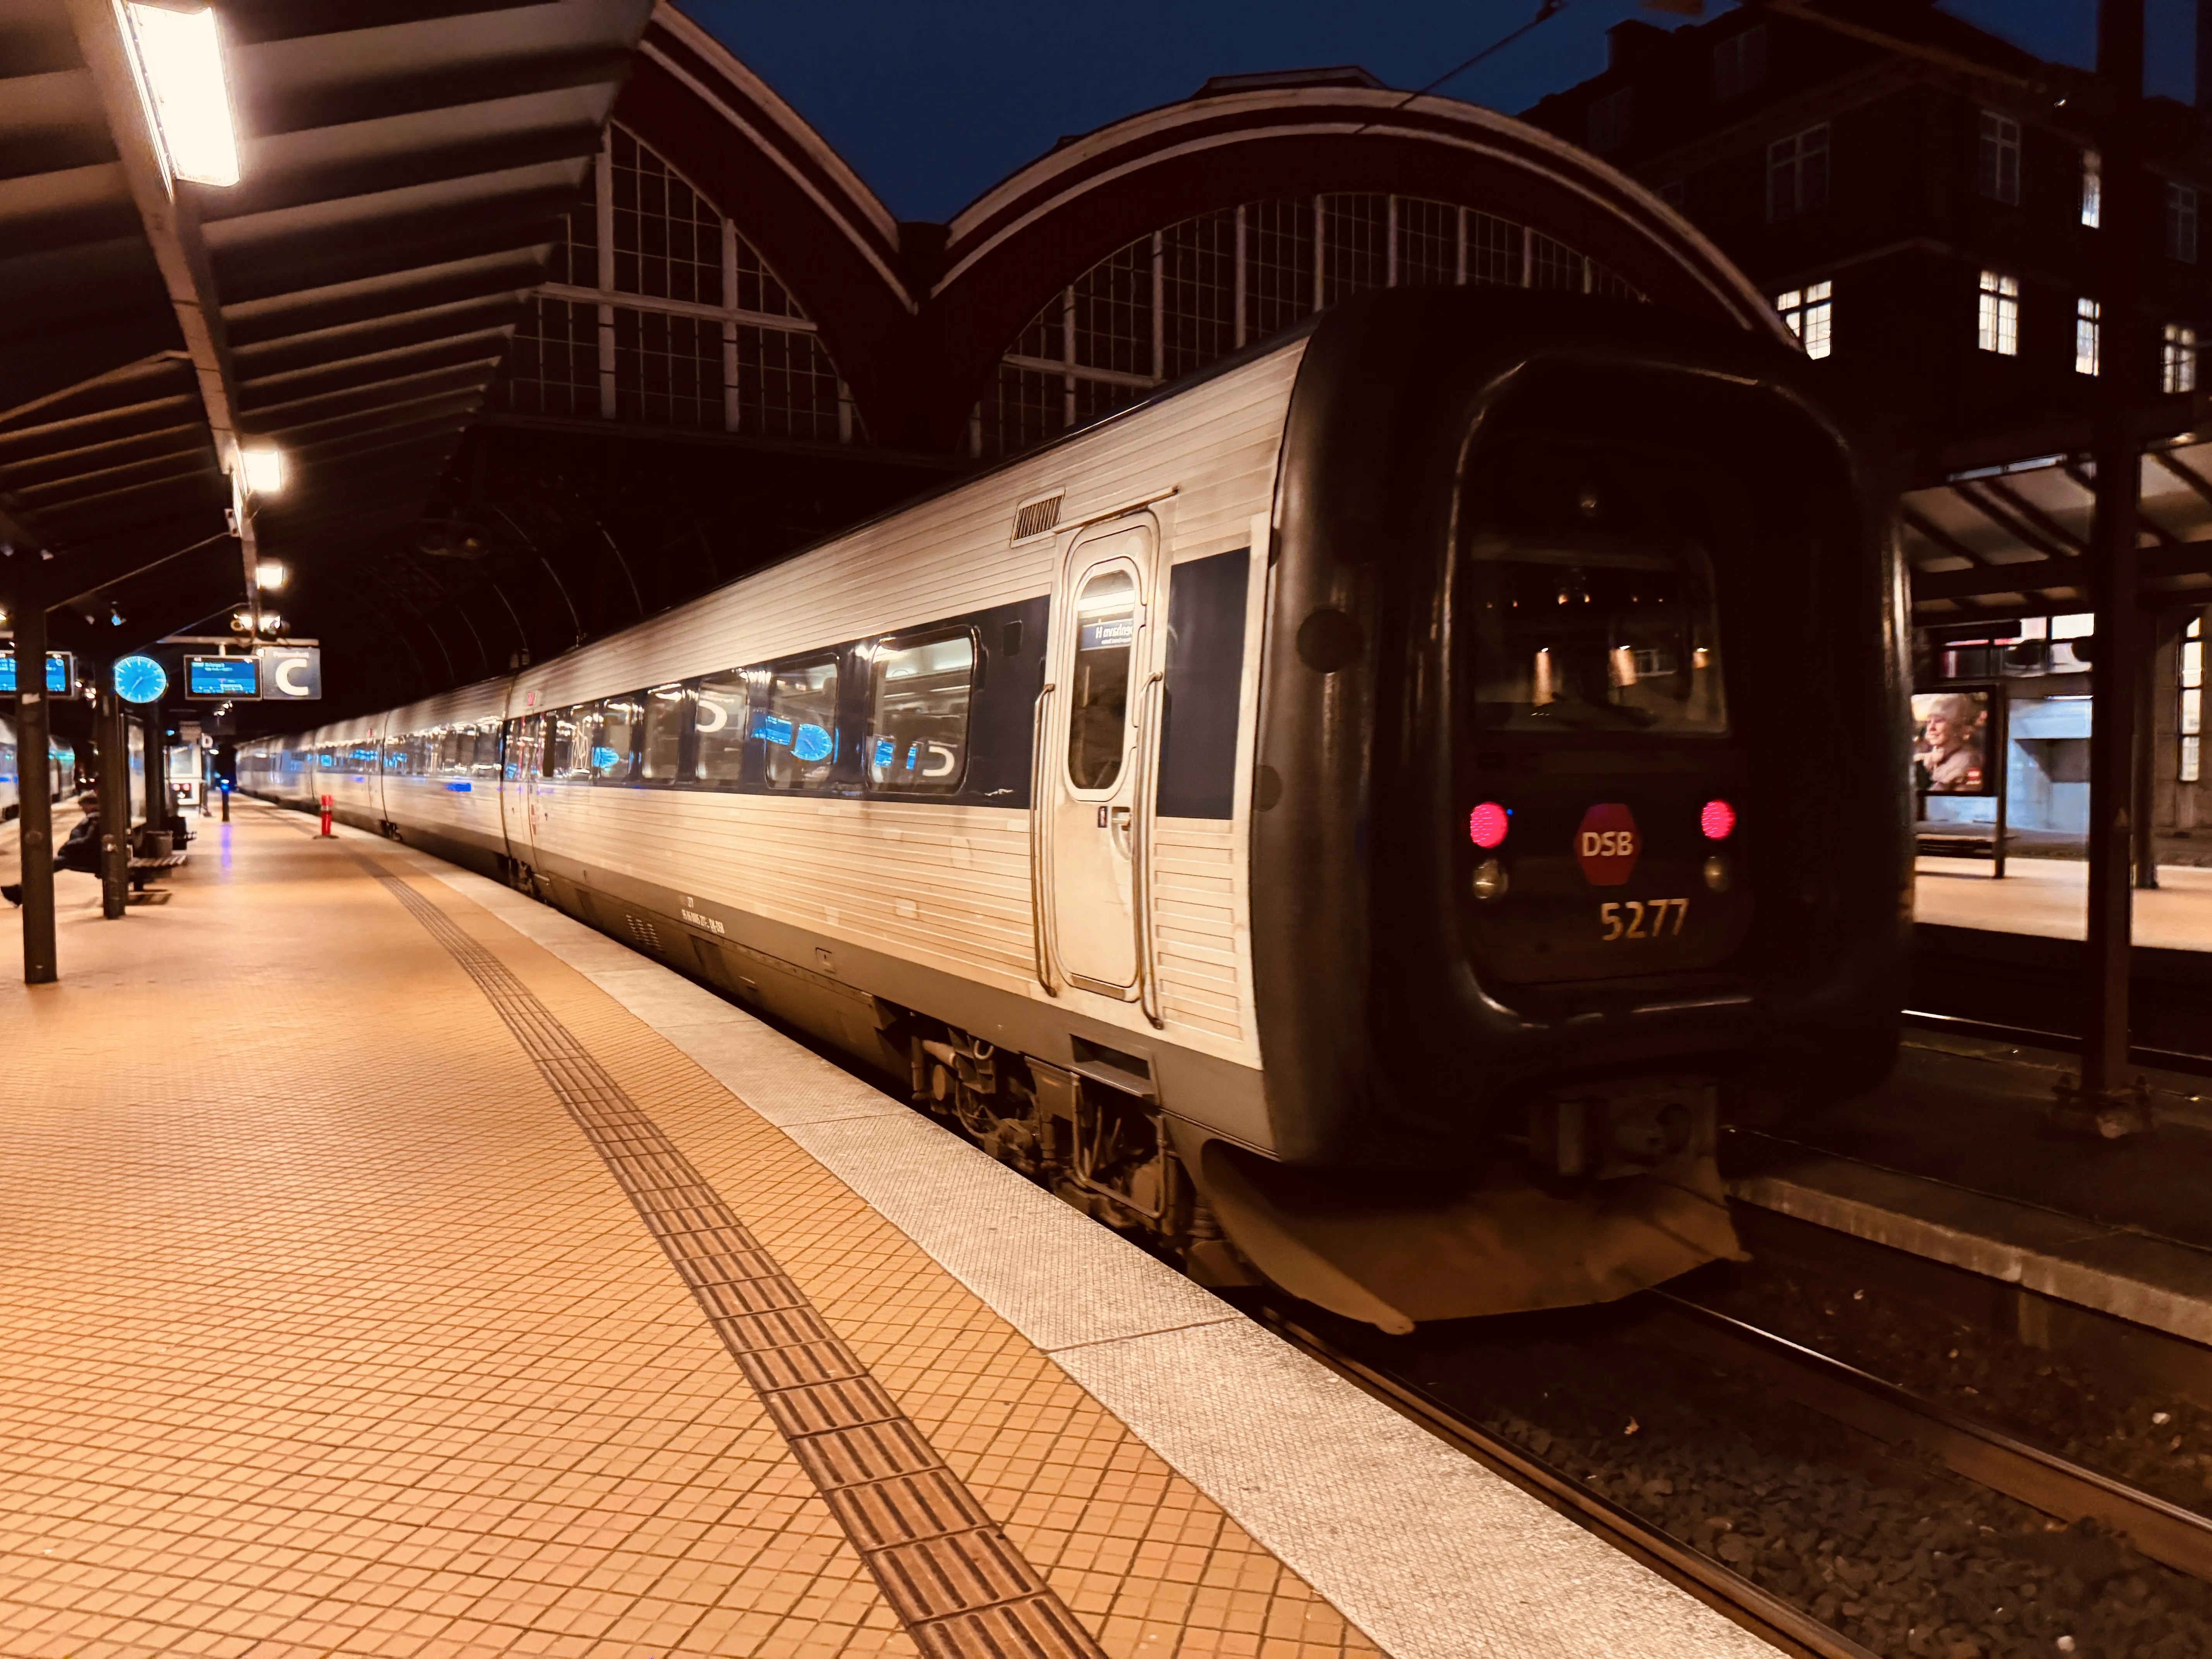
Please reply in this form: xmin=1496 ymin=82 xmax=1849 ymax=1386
xmin=244 ymin=289 xmax=1909 ymax=1332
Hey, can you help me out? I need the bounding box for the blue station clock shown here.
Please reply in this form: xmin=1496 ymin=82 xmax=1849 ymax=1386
xmin=114 ymin=654 xmax=169 ymax=704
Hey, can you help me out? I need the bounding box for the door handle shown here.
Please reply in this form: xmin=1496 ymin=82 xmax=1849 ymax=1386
xmin=1108 ymin=804 xmax=1132 ymax=856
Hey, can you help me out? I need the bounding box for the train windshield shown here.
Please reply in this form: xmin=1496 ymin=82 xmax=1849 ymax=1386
xmin=1463 ymin=445 xmax=1728 ymax=736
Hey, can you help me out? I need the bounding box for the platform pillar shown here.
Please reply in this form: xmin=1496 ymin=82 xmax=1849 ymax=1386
xmin=97 ymin=684 xmax=127 ymax=919
xmin=2135 ymin=614 xmax=2164 ymax=891
xmin=10 ymin=545 xmax=57 ymax=982
xmin=2071 ymin=0 xmax=2150 ymax=1132
xmin=141 ymin=703 xmax=161 ymax=830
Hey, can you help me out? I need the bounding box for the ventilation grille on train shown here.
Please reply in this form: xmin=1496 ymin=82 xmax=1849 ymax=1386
xmin=626 ymin=914 xmax=661 ymax=952
xmin=1012 ymin=493 xmax=1063 ymax=542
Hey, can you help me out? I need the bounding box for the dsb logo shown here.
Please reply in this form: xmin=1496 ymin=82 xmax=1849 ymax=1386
xmin=1577 ymin=803 xmax=1641 ymax=886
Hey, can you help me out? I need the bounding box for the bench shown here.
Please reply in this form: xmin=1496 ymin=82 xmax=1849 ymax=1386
xmin=127 ymin=829 xmax=189 ymax=897
xmin=128 ymin=850 xmax=189 ymax=892
xmin=1915 ymin=825 xmax=2009 ymax=876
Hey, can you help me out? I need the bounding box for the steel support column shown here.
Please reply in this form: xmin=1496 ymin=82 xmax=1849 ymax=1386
xmin=2135 ymin=614 xmax=2166 ymax=891
xmin=2071 ymin=0 xmax=2150 ymax=1130
xmin=10 ymin=546 xmax=57 ymax=982
xmin=97 ymin=684 xmax=127 ymax=919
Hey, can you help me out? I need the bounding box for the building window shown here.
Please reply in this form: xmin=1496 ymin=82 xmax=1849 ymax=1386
xmin=2075 ymin=298 xmax=2100 ymax=375
xmin=495 ymin=122 xmax=856 ymax=445
xmin=2081 ymin=150 xmax=2102 ymax=227
xmin=1767 ymin=125 xmax=1830 ymax=222
xmin=1589 ymin=88 xmax=1633 ymax=155
xmin=2183 ymin=615 xmax=2203 ymax=784
xmin=1978 ymin=111 xmax=2020 ymax=204
xmin=2167 ymin=182 xmax=2200 ymax=263
xmin=1776 ymin=281 xmax=1833 ymax=359
xmin=1713 ymin=26 xmax=1768 ymax=100
xmin=2165 ymin=324 xmax=2198 ymax=393
xmin=1977 ymin=270 xmax=2020 ymax=356
xmin=972 ymin=197 xmax=1638 ymax=459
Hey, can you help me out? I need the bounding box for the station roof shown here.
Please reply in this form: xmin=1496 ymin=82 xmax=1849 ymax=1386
xmin=1902 ymin=438 xmax=2212 ymax=625
xmin=0 ymin=0 xmax=652 ymax=650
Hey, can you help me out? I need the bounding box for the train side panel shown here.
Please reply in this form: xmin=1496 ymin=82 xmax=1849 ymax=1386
xmin=500 ymin=348 xmax=1300 ymax=1150
xmin=378 ymin=678 xmax=513 ymax=868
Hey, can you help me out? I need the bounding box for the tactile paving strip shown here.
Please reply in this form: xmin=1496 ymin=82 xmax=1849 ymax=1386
xmin=364 ymin=860 xmax=1109 ymax=1659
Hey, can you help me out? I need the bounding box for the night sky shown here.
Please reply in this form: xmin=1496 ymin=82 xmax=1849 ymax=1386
xmin=678 ymin=0 xmax=2201 ymax=224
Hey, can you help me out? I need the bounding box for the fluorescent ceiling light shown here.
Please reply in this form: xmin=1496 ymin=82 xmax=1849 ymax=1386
xmin=118 ymin=3 xmax=240 ymax=189
xmin=240 ymin=445 xmax=284 ymax=496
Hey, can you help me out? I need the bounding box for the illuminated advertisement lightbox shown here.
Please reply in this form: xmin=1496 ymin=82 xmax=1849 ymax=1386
xmin=1911 ymin=686 xmax=2000 ymax=796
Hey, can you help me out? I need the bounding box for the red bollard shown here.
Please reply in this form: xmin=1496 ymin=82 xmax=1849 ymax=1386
xmin=319 ymin=792 xmax=333 ymax=837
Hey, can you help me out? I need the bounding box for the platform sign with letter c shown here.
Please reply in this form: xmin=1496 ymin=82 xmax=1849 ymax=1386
xmin=256 ymin=646 xmax=321 ymax=700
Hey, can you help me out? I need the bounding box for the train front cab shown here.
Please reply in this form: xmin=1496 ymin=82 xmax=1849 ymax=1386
xmin=1211 ymin=291 xmax=1910 ymax=1332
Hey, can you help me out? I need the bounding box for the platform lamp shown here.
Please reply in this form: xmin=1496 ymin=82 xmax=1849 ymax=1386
xmin=229 ymin=443 xmax=284 ymax=642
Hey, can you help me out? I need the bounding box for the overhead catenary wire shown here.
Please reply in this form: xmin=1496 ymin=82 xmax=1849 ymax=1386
xmin=1353 ymin=0 xmax=1569 ymax=136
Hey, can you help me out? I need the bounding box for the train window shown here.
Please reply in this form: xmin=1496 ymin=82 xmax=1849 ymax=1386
xmin=591 ymin=698 xmax=642 ymax=782
xmin=504 ymin=721 xmax=527 ymax=783
xmin=639 ymin=685 xmax=688 ymax=782
xmin=1467 ymin=543 xmax=1727 ymax=735
xmin=1067 ymin=568 xmax=1137 ymax=789
xmin=547 ymin=710 xmax=591 ymax=780
xmin=756 ymin=656 xmax=839 ymax=790
xmin=1463 ymin=447 xmax=1729 ymax=737
xmin=692 ymin=673 xmax=748 ymax=784
xmin=866 ymin=630 xmax=974 ymax=793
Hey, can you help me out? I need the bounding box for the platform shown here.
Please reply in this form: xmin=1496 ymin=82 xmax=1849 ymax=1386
xmin=1727 ymin=1025 xmax=2212 ymax=1370
xmin=1915 ymin=856 xmax=2212 ymax=950
xmin=0 ymin=802 xmax=1768 ymax=1659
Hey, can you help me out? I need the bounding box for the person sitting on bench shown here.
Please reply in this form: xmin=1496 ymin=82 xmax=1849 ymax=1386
xmin=3 ymin=788 xmax=103 ymax=906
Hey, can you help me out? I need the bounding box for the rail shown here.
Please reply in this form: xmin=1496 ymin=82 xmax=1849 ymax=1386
xmin=1647 ymin=1293 xmax=2212 ymax=1583
xmin=1249 ymin=1304 xmax=1884 ymax=1659
xmin=1257 ymin=1282 xmax=2212 ymax=1656
xmin=1902 ymin=1007 xmax=2212 ymax=1079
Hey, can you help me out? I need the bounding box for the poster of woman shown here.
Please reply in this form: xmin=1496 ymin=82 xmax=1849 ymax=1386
xmin=1911 ymin=688 xmax=1996 ymax=795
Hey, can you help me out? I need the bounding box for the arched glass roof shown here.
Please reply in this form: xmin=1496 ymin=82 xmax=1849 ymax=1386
xmin=972 ymin=192 xmax=1642 ymax=460
xmin=495 ymin=124 xmax=860 ymax=446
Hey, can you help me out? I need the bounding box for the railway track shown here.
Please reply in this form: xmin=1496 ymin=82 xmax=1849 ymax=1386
xmin=1902 ymin=1006 xmax=2212 ymax=1080
xmin=1908 ymin=924 xmax=2212 ymax=1073
xmin=1255 ymin=1288 xmax=2212 ymax=1659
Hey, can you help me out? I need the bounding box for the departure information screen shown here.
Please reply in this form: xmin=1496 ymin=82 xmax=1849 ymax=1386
xmin=0 ymin=651 xmax=72 ymax=694
xmin=186 ymin=656 xmax=259 ymax=698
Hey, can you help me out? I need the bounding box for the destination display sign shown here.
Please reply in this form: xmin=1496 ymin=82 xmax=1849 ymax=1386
xmin=0 ymin=651 xmax=74 ymax=695
xmin=0 ymin=650 xmax=73 ymax=694
xmin=186 ymin=656 xmax=259 ymax=699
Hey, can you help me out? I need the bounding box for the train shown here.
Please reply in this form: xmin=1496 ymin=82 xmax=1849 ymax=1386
xmin=243 ymin=287 xmax=1909 ymax=1333
xmin=0 ymin=715 xmax=77 ymax=821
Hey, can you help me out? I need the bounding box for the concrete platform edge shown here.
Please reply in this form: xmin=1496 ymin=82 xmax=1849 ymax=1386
xmin=411 ymin=853 xmax=1775 ymax=1659
xmin=1729 ymin=1159 xmax=2212 ymax=1350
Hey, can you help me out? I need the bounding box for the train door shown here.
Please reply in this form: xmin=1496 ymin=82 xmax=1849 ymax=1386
xmin=505 ymin=713 xmax=543 ymax=868
xmin=1039 ymin=514 xmax=1161 ymax=1000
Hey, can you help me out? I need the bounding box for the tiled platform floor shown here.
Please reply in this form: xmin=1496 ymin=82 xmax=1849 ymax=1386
xmin=0 ymin=810 xmax=1382 ymax=1659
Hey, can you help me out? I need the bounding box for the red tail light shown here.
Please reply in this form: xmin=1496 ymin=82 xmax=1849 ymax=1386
xmin=1700 ymin=799 xmax=1736 ymax=840
xmin=1468 ymin=802 xmax=1510 ymax=848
